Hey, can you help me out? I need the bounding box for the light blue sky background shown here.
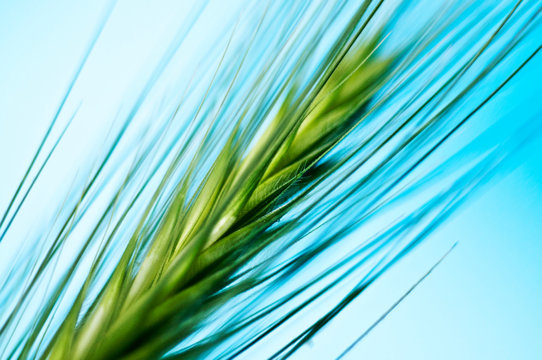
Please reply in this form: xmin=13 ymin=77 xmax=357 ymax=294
xmin=0 ymin=0 xmax=540 ymax=359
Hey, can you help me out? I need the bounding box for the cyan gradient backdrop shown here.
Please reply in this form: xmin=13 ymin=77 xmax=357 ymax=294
xmin=0 ymin=0 xmax=540 ymax=358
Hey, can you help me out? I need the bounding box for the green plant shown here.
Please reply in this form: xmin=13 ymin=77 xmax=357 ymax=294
xmin=0 ymin=0 xmax=539 ymax=359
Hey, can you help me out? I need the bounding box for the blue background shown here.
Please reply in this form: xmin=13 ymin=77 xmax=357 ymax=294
xmin=0 ymin=0 xmax=540 ymax=358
